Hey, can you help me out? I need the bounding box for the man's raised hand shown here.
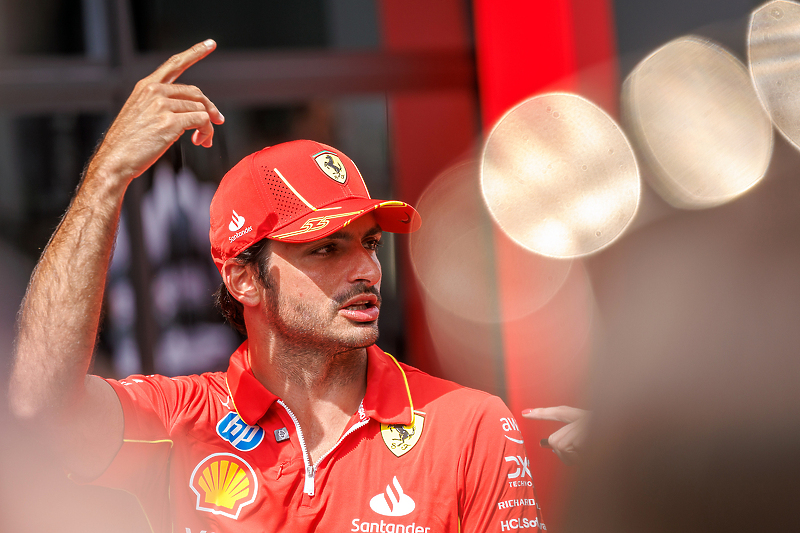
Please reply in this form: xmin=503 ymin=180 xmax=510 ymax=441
xmin=89 ymin=39 xmax=225 ymax=185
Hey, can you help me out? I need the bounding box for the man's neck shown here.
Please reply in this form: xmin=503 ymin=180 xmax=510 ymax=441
xmin=248 ymin=338 xmax=369 ymax=462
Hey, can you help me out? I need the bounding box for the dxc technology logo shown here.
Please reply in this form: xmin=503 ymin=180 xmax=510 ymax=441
xmin=505 ymin=455 xmax=532 ymax=479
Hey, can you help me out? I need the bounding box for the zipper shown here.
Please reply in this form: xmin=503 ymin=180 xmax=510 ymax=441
xmin=313 ymin=417 xmax=370 ymax=469
xmin=277 ymin=400 xmax=315 ymax=495
xmin=277 ymin=399 xmax=370 ymax=497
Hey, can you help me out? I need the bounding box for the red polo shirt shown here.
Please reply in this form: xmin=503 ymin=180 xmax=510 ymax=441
xmin=95 ymin=343 xmax=545 ymax=532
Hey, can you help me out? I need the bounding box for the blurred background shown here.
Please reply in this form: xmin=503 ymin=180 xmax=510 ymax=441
xmin=3 ymin=0 xmax=800 ymax=531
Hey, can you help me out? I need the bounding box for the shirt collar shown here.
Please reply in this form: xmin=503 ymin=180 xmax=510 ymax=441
xmin=226 ymin=341 xmax=414 ymax=427
xmin=225 ymin=340 xmax=278 ymax=426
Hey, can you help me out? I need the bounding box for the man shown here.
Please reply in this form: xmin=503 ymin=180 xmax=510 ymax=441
xmin=9 ymin=41 xmax=543 ymax=532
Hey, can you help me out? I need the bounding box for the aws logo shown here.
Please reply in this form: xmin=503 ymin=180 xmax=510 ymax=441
xmin=501 ymin=416 xmax=524 ymax=444
xmin=189 ymin=453 xmax=258 ymax=519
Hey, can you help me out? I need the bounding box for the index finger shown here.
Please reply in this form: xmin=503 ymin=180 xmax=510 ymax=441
xmin=521 ymin=406 xmax=588 ymax=424
xmin=151 ymin=39 xmax=216 ymax=84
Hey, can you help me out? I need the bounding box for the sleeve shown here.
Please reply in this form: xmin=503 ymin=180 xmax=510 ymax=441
xmin=458 ymin=395 xmax=546 ymax=532
xmin=85 ymin=373 xmax=197 ymax=531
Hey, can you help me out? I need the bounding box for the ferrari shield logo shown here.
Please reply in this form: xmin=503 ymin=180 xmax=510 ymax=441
xmin=313 ymin=151 xmax=347 ymax=184
xmin=381 ymin=412 xmax=425 ymax=457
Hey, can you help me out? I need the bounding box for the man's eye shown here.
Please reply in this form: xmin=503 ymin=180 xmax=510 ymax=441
xmin=365 ymin=239 xmax=383 ymax=251
xmin=312 ymin=244 xmax=335 ymax=255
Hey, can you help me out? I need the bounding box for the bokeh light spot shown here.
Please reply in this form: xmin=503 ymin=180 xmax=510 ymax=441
xmin=750 ymin=0 xmax=800 ymax=153
xmin=481 ymin=93 xmax=640 ymax=258
xmin=410 ymin=160 xmax=572 ymax=323
xmin=625 ymin=36 xmax=773 ymax=209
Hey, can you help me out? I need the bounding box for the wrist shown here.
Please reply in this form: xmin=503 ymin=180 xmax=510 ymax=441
xmin=83 ymin=157 xmax=134 ymax=201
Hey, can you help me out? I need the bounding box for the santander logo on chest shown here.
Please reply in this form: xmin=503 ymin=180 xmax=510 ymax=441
xmin=352 ymin=477 xmax=432 ymax=533
xmin=370 ymin=476 xmax=415 ymax=516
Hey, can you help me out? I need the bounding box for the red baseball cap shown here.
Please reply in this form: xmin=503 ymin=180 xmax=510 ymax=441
xmin=209 ymin=140 xmax=421 ymax=271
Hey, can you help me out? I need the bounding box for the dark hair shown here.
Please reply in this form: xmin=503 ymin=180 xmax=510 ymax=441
xmin=214 ymin=239 xmax=271 ymax=336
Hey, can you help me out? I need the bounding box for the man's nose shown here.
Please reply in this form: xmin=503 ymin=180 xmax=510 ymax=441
xmin=348 ymin=247 xmax=381 ymax=287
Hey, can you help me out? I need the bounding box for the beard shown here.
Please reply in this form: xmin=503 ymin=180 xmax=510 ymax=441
xmin=262 ymin=277 xmax=382 ymax=354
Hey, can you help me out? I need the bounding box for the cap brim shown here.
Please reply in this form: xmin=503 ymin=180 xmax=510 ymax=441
xmin=267 ymin=198 xmax=421 ymax=243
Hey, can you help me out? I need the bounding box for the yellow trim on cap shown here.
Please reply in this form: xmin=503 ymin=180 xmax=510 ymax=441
xmin=274 ymin=167 xmax=317 ymax=211
xmin=271 ymin=210 xmax=363 ymax=240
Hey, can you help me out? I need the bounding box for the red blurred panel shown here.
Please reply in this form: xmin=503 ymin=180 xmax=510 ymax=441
xmin=572 ymin=0 xmax=619 ymax=114
xmin=387 ymin=91 xmax=481 ymax=381
xmin=381 ymin=0 xmax=616 ymax=528
xmin=379 ymin=0 xmax=481 ymax=376
xmin=496 ymin=237 xmax=594 ymax=527
xmin=473 ymin=0 xmax=578 ymax=130
xmin=473 ymin=0 xmax=617 ymax=529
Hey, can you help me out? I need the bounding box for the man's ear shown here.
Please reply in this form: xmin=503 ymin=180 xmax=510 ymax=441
xmin=220 ymin=260 xmax=261 ymax=307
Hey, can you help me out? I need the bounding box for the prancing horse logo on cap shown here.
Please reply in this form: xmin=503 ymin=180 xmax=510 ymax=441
xmin=313 ymin=151 xmax=347 ymax=184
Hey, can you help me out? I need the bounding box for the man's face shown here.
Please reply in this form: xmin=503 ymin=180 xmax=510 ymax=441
xmin=259 ymin=213 xmax=383 ymax=351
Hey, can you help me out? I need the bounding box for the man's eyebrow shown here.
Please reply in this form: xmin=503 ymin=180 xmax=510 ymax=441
xmin=325 ymin=224 xmax=383 ymax=241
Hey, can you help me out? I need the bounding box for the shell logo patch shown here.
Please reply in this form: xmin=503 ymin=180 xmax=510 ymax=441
xmin=381 ymin=412 xmax=425 ymax=457
xmin=313 ymin=151 xmax=347 ymax=184
xmin=189 ymin=453 xmax=258 ymax=519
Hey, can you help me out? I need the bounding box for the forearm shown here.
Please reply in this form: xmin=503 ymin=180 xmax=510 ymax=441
xmin=9 ymin=39 xmax=223 ymax=422
xmin=6 ymin=41 xmax=221 ymax=479
xmin=9 ymin=167 xmax=128 ymax=418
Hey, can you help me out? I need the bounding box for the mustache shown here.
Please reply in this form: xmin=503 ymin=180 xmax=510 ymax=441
xmin=334 ymin=283 xmax=382 ymax=308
